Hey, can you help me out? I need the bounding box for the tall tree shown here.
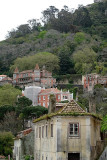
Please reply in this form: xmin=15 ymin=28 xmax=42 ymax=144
xmin=0 ymin=84 xmax=21 ymax=106
xmin=0 ymin=112 xmax=22 ymax=136
xmin=42 ymin=6 xmax=59 ymax=24
xmin=73 ymin=6 xmax=92 ymax=27
xmin=10 ymin=52 xmax=60 ymax=73
xmin=73 ymin=47 xmax=97 ymax=74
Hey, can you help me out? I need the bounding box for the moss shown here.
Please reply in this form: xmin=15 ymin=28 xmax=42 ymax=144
xmin=33 ymin=112 xmax=102 ymax=123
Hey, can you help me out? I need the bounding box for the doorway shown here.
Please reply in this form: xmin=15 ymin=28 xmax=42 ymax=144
xmin=68 ymin=153 xmax=80 ymax=160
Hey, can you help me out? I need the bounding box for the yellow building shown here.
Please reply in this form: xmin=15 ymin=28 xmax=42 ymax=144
xmin=33 ymin=100 xmax=104 ymax=160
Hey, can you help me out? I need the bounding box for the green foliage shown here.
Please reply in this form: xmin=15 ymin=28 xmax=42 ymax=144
xmin=95 ymin=62 xmax=107 ymax=75
xmin=74 ymin=32 xmax=85 ymax=44
xmin=0 ymin=105 xmax=15 ymax=120
xmin=16 ymin=96 xmax=32 ymax=108
xmin=69 ymin=87 xmax=78 ymax=99
xmin=94 ymin=84 xmax=103 ymax=89
xmin=22 ymin=106 xmax=48 ymax=119
xmin=78 ymin=96 xmax=89 ymax=110
xmin=0 ymin=132 xmax=14 ymax=156
xmin=24 ymin=155 xmax=34 ymax=160
xmin=73 ymin=47 xmax=97 ymax=74
xmin=101 ymin=115 xmax=107 ymax=132
xmin=0 ymin=84 xmax=21 ymax=106
xmin=37 ymin=30 xmax=47 ymax=39
xmin=10 ymin=52 xmax=60 ymax=73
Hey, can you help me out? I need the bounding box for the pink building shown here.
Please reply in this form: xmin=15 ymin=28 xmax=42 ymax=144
xmin=13 ymin=64 xmax=56 ymax=88
xmin=38 ymin=88 xmax=73 ymax=108
xmin=83 ymin=73 xmax=107 ymax=92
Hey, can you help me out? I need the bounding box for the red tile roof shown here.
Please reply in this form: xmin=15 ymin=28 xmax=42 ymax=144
xmin=39 ymin=88 xmax=61 ymax=94
xmin=16 ymin=128 xmax=32 ymax=139
xmin=35 ymin=64 xmax=39 ymax=70
xmin=0 ymin=75 xmax=7 ymax=77
xmin=14 ymin=67 xmax=19 ymax=73
xmin=59 ymin=100 xmax=86 ymax=113
xmin=0 ymin=155 xmax=6 ymax=159
xmin=20 ymin=70 xmax=33 ymax=74
xmin=2 ymin=77 xmax=12 ymax=81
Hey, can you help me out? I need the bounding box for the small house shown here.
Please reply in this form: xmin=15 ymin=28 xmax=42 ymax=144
xmin=33 ymin=99 xmax=104 ymax=160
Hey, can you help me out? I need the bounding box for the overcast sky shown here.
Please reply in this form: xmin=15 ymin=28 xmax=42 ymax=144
xmin=0 ymin=0 xmax=94 ymax=41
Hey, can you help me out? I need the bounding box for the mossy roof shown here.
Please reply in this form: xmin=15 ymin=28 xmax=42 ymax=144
xmin=33 ymin=100 xmax=102 ymax=123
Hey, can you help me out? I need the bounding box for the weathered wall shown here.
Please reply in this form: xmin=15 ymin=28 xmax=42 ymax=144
xmin=34 ymin=115 xmax=102 ymax=160
xmin=22 ymin=131 xmax=34 ymax=156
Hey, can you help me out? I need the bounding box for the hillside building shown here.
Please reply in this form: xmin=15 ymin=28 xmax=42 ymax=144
xmin=38 ymin=88 xmax=73 ymax=108
xmin=23 ymin=87 xmax=73 ymax=107
xmin=13 ymin=64 xmax=56 ymax=88
xmin=82 ymin=73 xmax=107 ymax=92
xmin=33 ymin=99 xmax=104 ymax=160
xmin=0 ymin=75 xmax=12 ymax=86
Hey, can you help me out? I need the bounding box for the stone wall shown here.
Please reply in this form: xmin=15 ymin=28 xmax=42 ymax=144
xmin=22 ymin=131 xmax=34 ymax=158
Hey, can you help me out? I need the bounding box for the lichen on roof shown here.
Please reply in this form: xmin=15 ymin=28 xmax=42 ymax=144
xmin=33 ymin=100 xmax=102 ymax=123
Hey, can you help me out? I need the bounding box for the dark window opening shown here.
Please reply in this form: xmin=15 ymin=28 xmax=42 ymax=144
xmin=68 ymin=153 xmax=80 ymax=160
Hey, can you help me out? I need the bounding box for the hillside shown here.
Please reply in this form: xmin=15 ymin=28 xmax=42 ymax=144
xmin=0 ymin=1 xmax=107 ymax=76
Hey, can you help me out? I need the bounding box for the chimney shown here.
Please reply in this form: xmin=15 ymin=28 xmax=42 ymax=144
xmin=48 ymin=94 xmax=56 ymax=114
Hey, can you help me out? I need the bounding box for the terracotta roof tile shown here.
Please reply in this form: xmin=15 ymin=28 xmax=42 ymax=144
xmin=14 ymin=67 xmax=19 ymax=73
xmin=35 ymin=64 xmax=39 ymax=70
xmin=59 ymin=100 xmax=86 ymax=113
xmin=20 ymin=70 xmax=33 ymax=74
xmin=2 ymin=77 xmax=12 ymax=81
xmin=39 ymin=88 xmax=61 ymax=94
xmin=0 ymin=155 xmax=6 ymax=159
xmin=0 ymin=75 xmax=7 ymax=77
xmin=16 ymin=128 xmax=32 ymax=139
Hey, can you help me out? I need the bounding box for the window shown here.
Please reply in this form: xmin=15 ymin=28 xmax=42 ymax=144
xmin=46 ymin=125 xmax=48 ymax=137
xmin=63 ymin=95 xmax=68 ymax=99
xmin=51 ymin=124 xmax=53 ymax=137
xmin=58 ymin=95 xmax=60 ymax=99
xmin=13 ymin=74 xmax=16 ymax=79
xmin=42 ymin=126 xmax=44 ymax=138
xmin=69 ymin=123 xmax=79 ymax=137
xmin=43 ymin=96 xmax=45 ymax=100
xmin=39 ymin=96 xmax=41 ymax=101
xmin=39 ymin=127 xmax=41 ymax=138
xmin=43 ymin=103 xmax=45 ymax=107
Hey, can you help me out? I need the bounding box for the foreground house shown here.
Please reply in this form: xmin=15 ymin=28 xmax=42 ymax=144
xmin=13 ymin=64 xmax=56 ymax=88
xmin=33 ymin=99 xmax=104 ymax=160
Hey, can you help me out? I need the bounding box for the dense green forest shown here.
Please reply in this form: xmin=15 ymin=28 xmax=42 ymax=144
xmin=0 ymin=1 xmax=107 ymax=76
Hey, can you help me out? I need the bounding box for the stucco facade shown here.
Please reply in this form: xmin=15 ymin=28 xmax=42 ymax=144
xmin=33 ymin=100 xmax=103 ymax=160
xmin=38 ymin=88 xmax=73 ymax=108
